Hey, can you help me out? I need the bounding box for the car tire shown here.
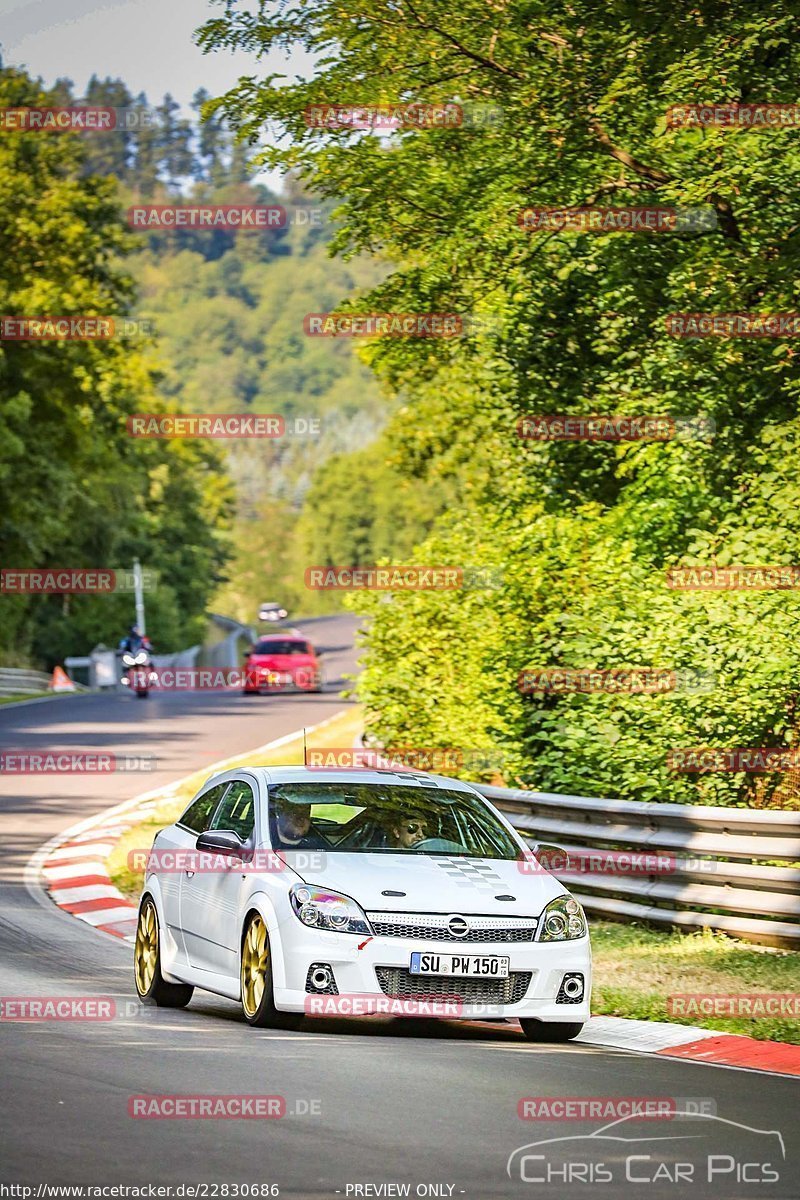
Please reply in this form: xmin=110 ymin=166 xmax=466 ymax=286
xmin=134 ymin=896 xmax=194 ymax=1008
xmin=240 ymin=913 xmax=302 ymax=1030
xmin=519 ymin=1019 xmax=583 ymax=1043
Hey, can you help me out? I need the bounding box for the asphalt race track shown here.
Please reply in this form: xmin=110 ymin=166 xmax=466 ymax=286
xmin=0 ymin=613 xmax=797 ymax=1199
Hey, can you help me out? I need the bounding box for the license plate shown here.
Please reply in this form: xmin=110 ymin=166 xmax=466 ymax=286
xmin=409 ymin=952 xmax=510 ymax=978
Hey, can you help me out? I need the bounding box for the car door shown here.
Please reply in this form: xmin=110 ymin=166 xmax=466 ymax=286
xmin=179 ymin=777 xmax=257 ymax=978
xmin=159 ymin=781 xmax=230 ymax=960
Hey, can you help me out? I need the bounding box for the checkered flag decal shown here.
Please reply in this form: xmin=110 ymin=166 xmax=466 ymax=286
xmin=435 ymin=857 xmax=504 ymax=892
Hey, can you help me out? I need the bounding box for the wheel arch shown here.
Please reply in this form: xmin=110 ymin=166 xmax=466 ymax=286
xmin=240 ymin=892 xmax=288 ymax=990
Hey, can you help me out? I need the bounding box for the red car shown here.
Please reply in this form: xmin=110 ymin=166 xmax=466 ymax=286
xmin=243 ymin=634 xmax=322 ymax=695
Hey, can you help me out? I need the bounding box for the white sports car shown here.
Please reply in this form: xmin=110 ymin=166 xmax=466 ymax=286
xmin=134 ymin=766 xmax=591 ymax=1040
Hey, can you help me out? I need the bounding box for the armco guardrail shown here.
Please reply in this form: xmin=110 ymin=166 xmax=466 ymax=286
xmin=205 ymin=613 xmax=256 ymax=670
xmin=475 ymin=784 xmax=800 ymax=949
xmin=0 ymin=667 xmax=56 ymax=697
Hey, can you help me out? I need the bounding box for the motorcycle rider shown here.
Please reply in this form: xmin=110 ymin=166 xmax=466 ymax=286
xmin=119 ymin=625 xmax=152 ymax=655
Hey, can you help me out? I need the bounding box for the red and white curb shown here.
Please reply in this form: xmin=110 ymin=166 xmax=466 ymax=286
xmin=576 ymin=1015 xmax=800 ymax=1077
xmin=35 ymin=787 xmax=169 ymax=941
xmin=25 ymin=723 xmax=800 ymax=1077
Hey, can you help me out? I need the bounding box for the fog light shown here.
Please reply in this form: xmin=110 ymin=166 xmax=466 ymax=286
xmin=305 ymin=963 xmax=338 ymax=994
xmin=556 ymin=972 xmax=585 ymax=1004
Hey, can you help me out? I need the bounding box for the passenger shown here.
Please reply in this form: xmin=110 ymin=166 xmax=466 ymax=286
xmin=273 ymin=798 xmax=327 ymax=849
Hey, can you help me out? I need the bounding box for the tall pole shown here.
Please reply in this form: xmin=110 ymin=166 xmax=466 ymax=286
xmin=133 ymin=558 xmax=146 ymax=635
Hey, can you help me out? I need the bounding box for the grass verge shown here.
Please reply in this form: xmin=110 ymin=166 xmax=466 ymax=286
xmin=591 ymin=920 xmax=800 ymax=1043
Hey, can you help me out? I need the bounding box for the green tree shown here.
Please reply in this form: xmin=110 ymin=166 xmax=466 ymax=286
xmin=0 ymin=64 xmax=233 ymax=666
xmin=199 ymin=3 xmax=800 ymax=804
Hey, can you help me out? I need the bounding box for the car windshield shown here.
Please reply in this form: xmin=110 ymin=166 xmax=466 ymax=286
xmin=268 ymin=781 xmax=524 ymax=859
xmin=253 ymin=640 xmax=310 ymax=655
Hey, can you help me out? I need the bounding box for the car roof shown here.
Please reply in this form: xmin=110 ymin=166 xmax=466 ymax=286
xmin=234 ymin=765 xmax=481 ymax=793
xmin=253 ymin=632 xmax=307 ymax=643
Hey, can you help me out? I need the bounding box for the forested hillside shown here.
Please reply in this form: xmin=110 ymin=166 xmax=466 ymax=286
xmin=0 ymin=64 xmax=389 ymax=659
xmin=0 ymin=65 xmax=233 ymax=665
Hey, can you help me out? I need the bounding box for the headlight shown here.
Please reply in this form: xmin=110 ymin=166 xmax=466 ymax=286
xmin=538 ymin=896 xmax=587 ymax=941
xmin=289 ymin=884 xmax=372 ymax=936
xmin=122 ymin=653 xmax=135 ymax=666
xmin=134 ymin=651 xmax=148 ymax=665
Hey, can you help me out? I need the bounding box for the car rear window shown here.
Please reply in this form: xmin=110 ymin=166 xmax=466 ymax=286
xmin=253 ymin=639 xmax=311 ymax=655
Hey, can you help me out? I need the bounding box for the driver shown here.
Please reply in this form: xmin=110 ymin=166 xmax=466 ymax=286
xmin=388 ymin=813 xmax=429 ymax=850
xmin=273 ymin=796 xmax=327 ymax=850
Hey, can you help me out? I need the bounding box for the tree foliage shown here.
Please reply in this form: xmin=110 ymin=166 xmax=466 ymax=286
xmin=200 ymin=2 xmax=800 ymax=804
xmin=0 ymin=65 xmax=233 ymax=665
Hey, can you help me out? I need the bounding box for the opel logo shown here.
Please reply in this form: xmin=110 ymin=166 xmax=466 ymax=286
xmin=448 ymin=915 xmax=469 ymax=938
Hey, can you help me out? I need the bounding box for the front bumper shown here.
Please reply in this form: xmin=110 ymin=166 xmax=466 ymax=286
xmin=271 ymin=923 xmax=591 ymax=1022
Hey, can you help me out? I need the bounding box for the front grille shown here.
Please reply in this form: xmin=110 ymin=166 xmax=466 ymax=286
xmin=368 ymin=911 xmax=538 ymax=943
xmin=375 ymin=966 xmax=532 ymax=1006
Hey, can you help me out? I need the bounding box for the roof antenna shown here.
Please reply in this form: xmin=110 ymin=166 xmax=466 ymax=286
xmin=303 ymin=727 xmax=308 ymax=767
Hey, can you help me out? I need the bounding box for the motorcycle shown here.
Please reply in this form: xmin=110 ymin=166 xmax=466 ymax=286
xmin=120 ymin=647 xmax=158 ymax=698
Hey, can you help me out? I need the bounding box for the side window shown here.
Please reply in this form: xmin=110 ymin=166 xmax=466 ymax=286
xmin=210 ymin=780 xmax=256 ymax=842
xmin=179 ymin=783 xmax=229 ymax=834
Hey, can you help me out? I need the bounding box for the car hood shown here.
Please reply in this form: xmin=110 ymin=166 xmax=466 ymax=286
xmin=290 ymin=852 xmax=567 ymax=916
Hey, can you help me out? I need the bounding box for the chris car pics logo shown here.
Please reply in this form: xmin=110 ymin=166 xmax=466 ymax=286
xmin=506 ymin=1112 xmax=785 ymax=1187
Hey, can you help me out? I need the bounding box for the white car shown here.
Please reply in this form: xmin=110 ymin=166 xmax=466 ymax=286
xmin=258 ymin=602 xmax=288 ymax=622
xmin=134 ymin=766 xmax=591 ymax=1040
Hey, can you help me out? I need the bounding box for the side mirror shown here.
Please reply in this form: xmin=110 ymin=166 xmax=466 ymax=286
xmin=530 ymin=842 xmax=570 ymax=873
xmin=196 ymin=830 xmax=249 ymax=860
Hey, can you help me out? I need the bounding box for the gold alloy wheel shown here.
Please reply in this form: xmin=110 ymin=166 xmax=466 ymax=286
xmin=241 ymin=915 xmax=269 ymax=1017
xmin=134 ymin=899 xmax=158 ymax=996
